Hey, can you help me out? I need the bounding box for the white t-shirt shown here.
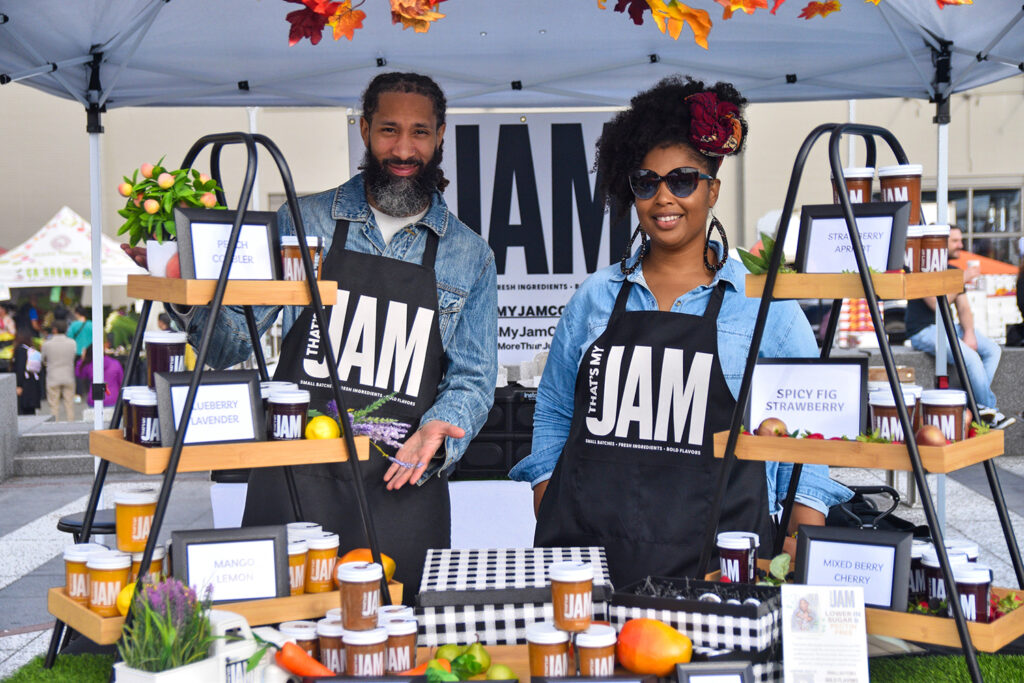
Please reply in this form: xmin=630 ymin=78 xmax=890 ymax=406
xmin=371 ymin=206 xmax=428 ymax=246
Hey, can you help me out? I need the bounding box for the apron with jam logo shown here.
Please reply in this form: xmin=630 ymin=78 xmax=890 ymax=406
xmin=534 ymin=280 xmax=773 ymax=587
xmin=243 ymin=219 xmax=448 ymax=600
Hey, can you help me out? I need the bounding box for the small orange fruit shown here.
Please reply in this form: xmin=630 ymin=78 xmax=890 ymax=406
xmin=339 ymin=548 xmax=396 ymax=583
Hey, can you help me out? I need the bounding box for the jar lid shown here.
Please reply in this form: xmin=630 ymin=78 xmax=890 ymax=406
xmin=304 ymin=531 xmax=339 ymax=550
xmin=525 ymin=622 xmax=569 ymax=645
xmin=114 ymin=488 xmax=159 ymax=506
xmin=122 ymin=386 xmax=149 ymax=402
xmin=269 ymin=389 xmax=311 ymax=405
xmin=831 ymin=166 xmax=875 ymax=180
xmin=548 ymin=561 xmax=593 ymax=583
xmin=716 ymin=531 xmax=759 ymax=550
xmin=575 ymin=623 xmax=617 ymax=648
xmin=878 ymin=164 xmax=924 ymax=177
xmin=920 ymin=389 xmax=967 ymax=406
xmin=86 ymin=550 xmax=132 ymax=570
xmin=343 ymin=626 xmax=388 ymax=646
xmin=63 ymin=543 xmax=108 ymax=563
xmin=144 ymin=330 xmax=188 ymax=344
xmin=911 ymin=540 xmax=931 ymax=559
xmin=131 ymin=391 xmax=158 ymax=407
xmin=869 ymin=387 xmax=916 ymax=407
xmin=905 ymin=384 xmax=923 ymax=398
xmin=325 ymin=607 xmax=342 ymax=622
xmin=921 ymin=224 xmax=951 ymax=237
xmin=337 ymin=561 xmax=383 ymax=582
xmin=953 ymin=564 xmax=992 ymax=585
xmin=131 ymin=546 xmax=166 ymax=562
xmin=384 ymin=618 xmax=419 ymax=637
xmin=280 ymin=235 xmax=321 ymax=248
xmin=288 ymin=540 xmax=308 ymax=555
xmin=317 ymin=618 xmax=347 ymax=637
xmin=922 ymin=547 xmax=970 ymax=568
xmin=906 ymin=225 xmax=926 ymax=238
xmin=279 ymin=620 xmax=319 ymax=639
xmin=378 ymin=605 xmax=415 ymax=624
xmin=945 ymin=539 xmax=979 ymax=559
xmin=262 ymin=381 xmax=297 ymax=392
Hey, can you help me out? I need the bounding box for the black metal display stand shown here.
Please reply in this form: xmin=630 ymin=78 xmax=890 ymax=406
xmin=44 ymin=132 xmax=392 ymax=668
xmin=696 ymin=122 xmax=1024 ymax=682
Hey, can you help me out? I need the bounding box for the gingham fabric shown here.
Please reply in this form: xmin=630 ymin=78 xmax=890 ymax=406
xmin=415 ymin=547 xmax=612 ymax=646
xmin=418 ymin=547 xmax=611 ymax=599
xmin=608 ymin=603 xmax=780 ymax=652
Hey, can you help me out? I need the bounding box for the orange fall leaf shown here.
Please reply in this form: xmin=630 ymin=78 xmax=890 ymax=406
xmin=716 ymin=0 xmax=768 ymax=20
xmin=328 ymin=3 xmax=366 ymax=40
xmin=798 ymin=0 xmax=841 ymax=18
xmin=936 ymin=0 xmax=972 ymax=8
xmin=647 ymin=0 xmax=713 ymax=49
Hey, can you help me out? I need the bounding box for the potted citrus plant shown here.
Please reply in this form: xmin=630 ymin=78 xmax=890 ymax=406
xmin=116 ymin=158 xmax=225 ymax=277
xmin=113 ymin=578 xmax=219 ymax=682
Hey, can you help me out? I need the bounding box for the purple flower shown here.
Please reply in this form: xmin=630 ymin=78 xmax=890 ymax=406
xmin=144 ymin=578 xmax=197 ymax=629
xmin=348 ymin=417 xmax=411 ymax=449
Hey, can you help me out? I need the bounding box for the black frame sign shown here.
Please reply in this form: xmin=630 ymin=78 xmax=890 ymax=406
xmin=154 ymin=370 xmax=264 ymax=447
xmin=794 ymin=202 xmax=910 ymax=274
xmin=174 ymin=207 xmax=281 ymax=280
xmin=795 ymin=525 xmax=912 ymax=611
xmin=745 ymin=358 xmax=868 ymax=439
xmin=676 ymin=661 xmax=753 ymax=683
xmin=171 ymin=525 xmax=289 ymax=603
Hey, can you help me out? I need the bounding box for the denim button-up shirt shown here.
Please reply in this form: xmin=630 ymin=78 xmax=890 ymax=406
xmin=181 ymin=174 xmax=498 ymax=478
xmin=507 ymin=246 xmax=852 ymax=516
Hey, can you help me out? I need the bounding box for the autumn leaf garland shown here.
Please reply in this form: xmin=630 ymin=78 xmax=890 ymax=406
xmin=284 ymin=0 xmax=445 ymax=45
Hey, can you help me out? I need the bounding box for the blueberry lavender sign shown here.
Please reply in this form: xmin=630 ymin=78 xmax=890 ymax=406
xmin=155 ymin=370 xmax=264 ymax=447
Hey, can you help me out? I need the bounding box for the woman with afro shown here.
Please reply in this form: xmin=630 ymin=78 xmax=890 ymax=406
xmin=509 ymin=76 xmax=852 ymax=585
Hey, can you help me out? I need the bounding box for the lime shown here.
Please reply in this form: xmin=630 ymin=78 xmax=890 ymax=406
xmin=305 ymin=415 xmax=340 ymax=440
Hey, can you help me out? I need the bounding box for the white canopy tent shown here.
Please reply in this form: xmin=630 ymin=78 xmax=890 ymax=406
xmin=0 ymin=206 xmax=144 ymax=287
xmin=0 ymin=0 xmax=1021 ymax=435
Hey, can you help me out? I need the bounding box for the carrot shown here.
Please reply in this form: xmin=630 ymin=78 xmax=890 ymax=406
xmin=399 ymin=658 xmax=452 ymax=676
xmin=275 ymin=641 xmax=336 ymax=676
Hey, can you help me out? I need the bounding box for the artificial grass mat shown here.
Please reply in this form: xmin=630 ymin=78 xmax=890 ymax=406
xmin=5 ymin=654 xmax=114 ymax=682
xmin=869 ymin=653 xmax=1024 ymax=681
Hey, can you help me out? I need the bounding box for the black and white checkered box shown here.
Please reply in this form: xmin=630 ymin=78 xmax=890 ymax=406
xmin=415 ymin=547 xmax=613 ymax=646
xmin=610 ymin=577 xmax=781 ymax=652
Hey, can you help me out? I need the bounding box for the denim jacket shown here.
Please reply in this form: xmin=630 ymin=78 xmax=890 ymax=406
xmin=179 ymin=174 xmax=498 ymax=478
xmin=507 ymin=245 xmax=852 ymax=516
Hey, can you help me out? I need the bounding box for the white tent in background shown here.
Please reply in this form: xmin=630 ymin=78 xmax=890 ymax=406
xmin=0 ymin=206 xmax=144 ymax=287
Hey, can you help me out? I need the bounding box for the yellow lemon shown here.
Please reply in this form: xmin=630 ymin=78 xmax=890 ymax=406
xmin=305 ymin=415 xmax=340 ymax=440
xmin=116 ymin=583 xmax=136 ymax=617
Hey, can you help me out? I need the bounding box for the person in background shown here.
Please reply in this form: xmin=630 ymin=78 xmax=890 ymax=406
xmin=157 ymin=312 xmax=173 ymax=331
xmin=14 ymin=295 xmax=39 ymax=334
xmin=13 ymin=330 xmax=42 ymax=416
xmin=510 ymin=75 xmax=852 ymax=586
xmin=0 ymin=303 xmax=16 ymax=335
xmin=67 ymin=306 xmax=93 ymax=357
xmin=41 ymin=318 xmax=77 ymax=421
xmin=75 ymin=334 xmax=125 ymax=408
xmin=905 ymin=225 xmax=1013 ymax=428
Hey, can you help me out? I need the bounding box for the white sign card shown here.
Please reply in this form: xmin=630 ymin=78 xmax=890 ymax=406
xmin=349 ymin=112 xmax=628 ymax=365
xmin=185 ymin=539 xmax=278 ymax=602
xmin=803 ymin=540 xmax=896 ymax=607
xmin=170 ymin=383 xmax=256 ymax=444
xmin=747 ymin=360 xmax=866 ymax=438
xmin=781 ymin=584 xmax=869 ymax=683
xmin=800 ymin=214 xmax=894 ymax=273
xmin=188 ymin=222 xmax=276 ymax=279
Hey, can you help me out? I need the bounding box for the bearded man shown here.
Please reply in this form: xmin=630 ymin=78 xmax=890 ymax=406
xmin=171 ymin=72 xmax=497 ymax=600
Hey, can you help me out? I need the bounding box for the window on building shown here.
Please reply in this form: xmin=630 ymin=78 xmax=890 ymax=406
xmin=923 ymin=187 xmax=1023 ymax=266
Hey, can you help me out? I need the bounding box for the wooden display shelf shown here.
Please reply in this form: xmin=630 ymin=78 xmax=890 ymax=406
xmin=91 ymin=430 xmax=369 ymax=475
xmin=745 ymin=270 xmax=963 ymax=300
xmin=865 ymin=587 xmax=1024 ymax=653
xmin=712 ymin=430 xmax=1002 ymax=474
xmin=126 ymin=275 xmax=337 ymax=306
xmin=49 ymin=582 xmax=403 ymax=646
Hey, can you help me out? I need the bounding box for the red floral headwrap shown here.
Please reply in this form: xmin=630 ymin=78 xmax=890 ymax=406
xmin=685 ymin=91 xmax=743 ymax=159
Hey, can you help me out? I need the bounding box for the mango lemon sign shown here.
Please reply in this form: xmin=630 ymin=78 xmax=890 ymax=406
xmin=349 ymin=112 xmax=627 ymax=365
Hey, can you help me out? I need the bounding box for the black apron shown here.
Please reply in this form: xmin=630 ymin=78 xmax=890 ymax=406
xmin=534 ymin=280 xmax=773 ymax=588
xmin=243 ymin=220 xmax=449 ymax=602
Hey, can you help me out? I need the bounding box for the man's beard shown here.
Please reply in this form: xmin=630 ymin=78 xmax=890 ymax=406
xmin=361 ymin=145 xmax=444 ymax=217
